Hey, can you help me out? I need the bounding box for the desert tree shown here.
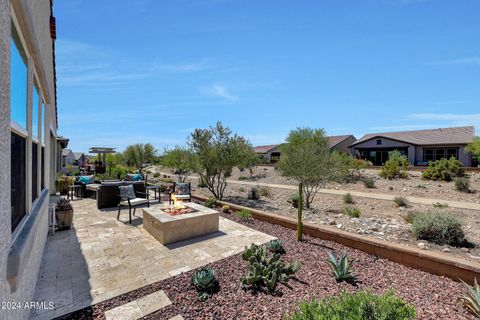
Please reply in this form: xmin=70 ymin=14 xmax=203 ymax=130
xmin=189 ymin=122 xmax=254 ymax=200
xmin=123 ymin=143 xmax=157 ymax=173
xmin=161 ymin=146 xmax=197 ymax=182
xmin=278 ymin=127 xmax=350 ymax=209
xmin=466 ymin=137 xmax=480 ymax=164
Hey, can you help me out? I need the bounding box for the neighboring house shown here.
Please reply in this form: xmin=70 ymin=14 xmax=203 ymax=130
xmin=253 ymin=144 xmax=282 ymax=163
xmin=73 ymin=152 xmax=86 ymax=167
xmin=349 ymin=126 xmax=475 ymax=166
xmin=62 ymin=148 xmax=75 ymax=166
xmin=0 ymin=0 xmax=60 ymax=318
xmin=328 ymin=135 xmax=357 ymax=154
xmin=253 ymin=135 xmax=357 ymax=163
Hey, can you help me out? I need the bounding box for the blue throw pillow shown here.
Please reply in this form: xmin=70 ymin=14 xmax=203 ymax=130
xmin=119 ymin=185 xmax=136 ymax=199
xmin=132 ymin=173 xmax=143 ymax=181
xmin=79 ymin=176 xmax=91 ymax=184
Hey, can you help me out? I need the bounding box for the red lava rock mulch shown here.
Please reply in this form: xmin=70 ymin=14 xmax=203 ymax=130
xmin=56 ymin=211 xmax=473 ymax=320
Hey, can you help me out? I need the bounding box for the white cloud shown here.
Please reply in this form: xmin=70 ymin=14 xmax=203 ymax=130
xmin=153 ymin=62 xmax=212 ymax=73
xmin=200 ymin=83 xmax=239 ymax=102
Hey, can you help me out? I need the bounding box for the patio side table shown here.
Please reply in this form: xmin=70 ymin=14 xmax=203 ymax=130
xmin=67 ymin=185 xmax=83 ymax=200
xmin=146 ymin=185 xmax=161 ymax=201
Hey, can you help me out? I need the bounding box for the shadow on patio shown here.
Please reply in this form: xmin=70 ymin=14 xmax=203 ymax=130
xmin=30 ymin=198 xmax=274 ymax=319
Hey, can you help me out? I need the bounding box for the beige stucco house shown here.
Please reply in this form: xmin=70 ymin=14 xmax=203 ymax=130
xmin=0 ymin=0 xmax=60 ymax=319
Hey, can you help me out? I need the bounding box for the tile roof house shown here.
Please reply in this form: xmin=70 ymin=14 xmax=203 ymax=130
xmin=349 ymin=126 xmax=475 ymax=166
xmin=253 ymin=135 xmax=356 ymax=163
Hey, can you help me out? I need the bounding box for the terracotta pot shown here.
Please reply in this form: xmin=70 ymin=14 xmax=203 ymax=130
xmin=56 ymin=209 xmax=73 ymax=230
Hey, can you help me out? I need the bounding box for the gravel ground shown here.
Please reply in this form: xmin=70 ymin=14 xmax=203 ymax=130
xmin=195 ymin=182 xmax=480 ymax=262
xmin=58 ymin=209 xmax=473 ymax=320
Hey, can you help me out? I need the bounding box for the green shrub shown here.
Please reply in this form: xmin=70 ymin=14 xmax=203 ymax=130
xmin=238 ymin=176 xmax=249 ymax=181
xmin=394 ymin=196 xmax=408 ymax=207
xmin=411 ymin=212 xmax=465 ymax=245
xmin=343 ymin=206 xmax=360 ymax=218
xmin=363 ymin=177 xmax=376 ymax=188
xmin=192 ymin=268 xmax=218 ymax=301
xmin=239 ymin=187 xmax=246 ymax=192
xmin=56 ymin=175 xmax=74 ymax=195
xmin=416 ymin=184 xmax=426 ymax=189
xmin=455 ymin=177 xmax=471 ymax=193
xmin=327 ymin=252 xmax=355 ymax=283
xmin=160 ymin=177 xmax=175 ymax=183
xmin=204 ymin=197 xmax=217 ymax=208
xmin=379 ymin=150 xmax=409 ymax=180
xmin=241 ymin=244 xmax=301 ymax=292
xmin=153 ymin=172 xmax=160 ymax=178
xmin=343 ymin=193 xmax=354 ymax=204
xmin=422 ymin=157 xmax=465 ymax=181
xmin=403 ymin=211 xmax=419 ymax=224
xmin=433 ymin=202 xmax=448 ymax=208
xmin=258 ymin=186 xmax=271 ymax=197
xmin=221 ymin=205 xmax=230 ymax=213
xmin=236 ymin=209 xmax=252 ymax=220
xmin=247 ymin=187 xmax=260 ymax=200
xmin=459 ymin=278 xmax=480 ymax=318
xmin=286 ymin=290 xmax=416 ymax=320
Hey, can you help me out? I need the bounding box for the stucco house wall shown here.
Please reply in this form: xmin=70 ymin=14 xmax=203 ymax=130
xmin=331 ymin=136 xmax=357 ymax=154
xmin=415 ymin=146 xmax=472 ymax=167
xmin=0 ymin=1 xmax=57 ymax=319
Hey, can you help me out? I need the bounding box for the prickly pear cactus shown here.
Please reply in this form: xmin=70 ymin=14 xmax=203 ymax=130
xmin=240 ymin=243 xmax=301 ymax=292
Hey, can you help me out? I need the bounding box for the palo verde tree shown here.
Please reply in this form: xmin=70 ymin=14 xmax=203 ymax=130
xmin=123 ymin=143 xmax=157 ymax=173
xmin=189 ymin=122 xmax=254 ymax=200
xmin=466 ymin=137 xmax=480 ymax=164
xmin=278 ymin=127 xmax=350 ymax=209
xmin=161 ymin=146 xmax=197 ymax=182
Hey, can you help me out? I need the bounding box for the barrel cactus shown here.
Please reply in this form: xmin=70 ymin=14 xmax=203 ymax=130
xmin=240 ymin=244 xmax=301 ymax=292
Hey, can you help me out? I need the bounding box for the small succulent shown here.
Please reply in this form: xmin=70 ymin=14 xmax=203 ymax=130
xmin=204 ymin=197 xmax=217 ymax=208
xmin=327 ymin=252 xmax=355 ymax=283
xmin=268 ymin=239 xmax=284 ymax=254
xmin=343 ymin=193 xmax=354 ymax=204
xmin=235 ymin=209 xmax=252 ymax=220
xmin=343 ymin=206 xmax=360 ymax=218
xmin=459 ymin=279 xmax=480 ymax=318
xmin=56 ymin=198 xmax=73 ymax=211
xmin=192 ymin=267 xmax=218 ymax=301
xmin=394 ymin=196 xmax=408 ymax=208
xmin=221 ymin=205 xmax=230 ymax=213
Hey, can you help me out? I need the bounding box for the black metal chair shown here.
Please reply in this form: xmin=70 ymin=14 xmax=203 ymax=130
xmin=117 ymin=185 xmax=150 ymax=224
xmin=169 ymin=182 xmax=192 ymax=204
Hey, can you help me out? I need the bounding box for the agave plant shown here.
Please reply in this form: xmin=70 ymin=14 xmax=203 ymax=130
xmin=268 ymin=239 xmax=285 ymax=254
xmin=327 ymin=252 xmax=355 ymax=283
xmin=459 ymin=278 xmax=480 ymax=318
xmin=56 ymin=198 xmax=73 ymax=211
xmin=192 ymin=267 xmax=218 ymax=301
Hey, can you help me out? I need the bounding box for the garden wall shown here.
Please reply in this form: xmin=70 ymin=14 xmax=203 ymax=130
xmin=192 ymin=194 xmax=480 ymax=285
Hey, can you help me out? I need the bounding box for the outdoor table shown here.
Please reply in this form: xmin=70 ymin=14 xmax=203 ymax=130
xmin=67 ymin=185 xmax=83 ymax=200
xmin=146 ymin=185 xmax=161 ymax=200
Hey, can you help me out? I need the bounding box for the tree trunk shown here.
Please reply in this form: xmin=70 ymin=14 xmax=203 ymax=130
xmin=297 ymin=183 xmax=303 ymax=241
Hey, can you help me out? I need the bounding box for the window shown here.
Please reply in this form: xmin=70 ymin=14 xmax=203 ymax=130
xmin=424 ymin=148 xmax=459 ymax=162
xmin=32 ymin=142 xmax=38 ymax=202
xmin=376 ymin=139 xmax=382 ymax=145
xmin=10 ymin=32 xmax=28 ymax=130
xmin=41 ymin=147 xmax=45 ymax=190
xmin=424 ymin=149 xmax=434 ymax=161
xmin=41 ymin=103 xmax=45 ymax=144
xmin=33 ymin=85 xmax=39 ymax=139
xmin=446 ymin=148 xmax=458 ymax=159
xmin=11 ymin=132 xmax=26 ymax=232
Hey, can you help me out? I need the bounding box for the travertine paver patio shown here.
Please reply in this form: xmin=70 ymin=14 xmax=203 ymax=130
xmin=31 ymin=198 xmax=274 ymax=319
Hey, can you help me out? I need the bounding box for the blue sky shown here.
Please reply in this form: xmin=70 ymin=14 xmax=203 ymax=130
xmin=55 ymin=0 xmax=480 ymax=153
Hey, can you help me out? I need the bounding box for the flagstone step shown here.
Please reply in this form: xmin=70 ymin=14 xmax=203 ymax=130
xmin=105 ymin=290 xmax=171 ymax=320
xmin=169 ymin=315 xmax=184 ymax=320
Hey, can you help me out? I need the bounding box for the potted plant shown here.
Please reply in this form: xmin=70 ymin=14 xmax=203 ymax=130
xmin=55 ymin=198 xmax=73 ymax=230
xmin=56 ymin=175 xmax=74 ymax=195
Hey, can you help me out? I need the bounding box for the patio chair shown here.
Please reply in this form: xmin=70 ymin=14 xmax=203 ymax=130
xmin=169 ymin=182 xmax=191 ymax=204
xmin=117 ymin=184 xmax=150 ymax=224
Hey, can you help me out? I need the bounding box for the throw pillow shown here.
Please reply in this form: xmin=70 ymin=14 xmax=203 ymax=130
xmin=119 ymin=185 xmax=136 ymax=199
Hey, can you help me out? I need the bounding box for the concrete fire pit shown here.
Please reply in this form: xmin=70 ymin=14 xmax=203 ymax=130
xmin=143 ymin=202 xmax=219 ymax=245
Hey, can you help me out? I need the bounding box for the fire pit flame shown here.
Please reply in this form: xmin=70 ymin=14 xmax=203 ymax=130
xmin=163 ymin=194 xmax=195 ymax=216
